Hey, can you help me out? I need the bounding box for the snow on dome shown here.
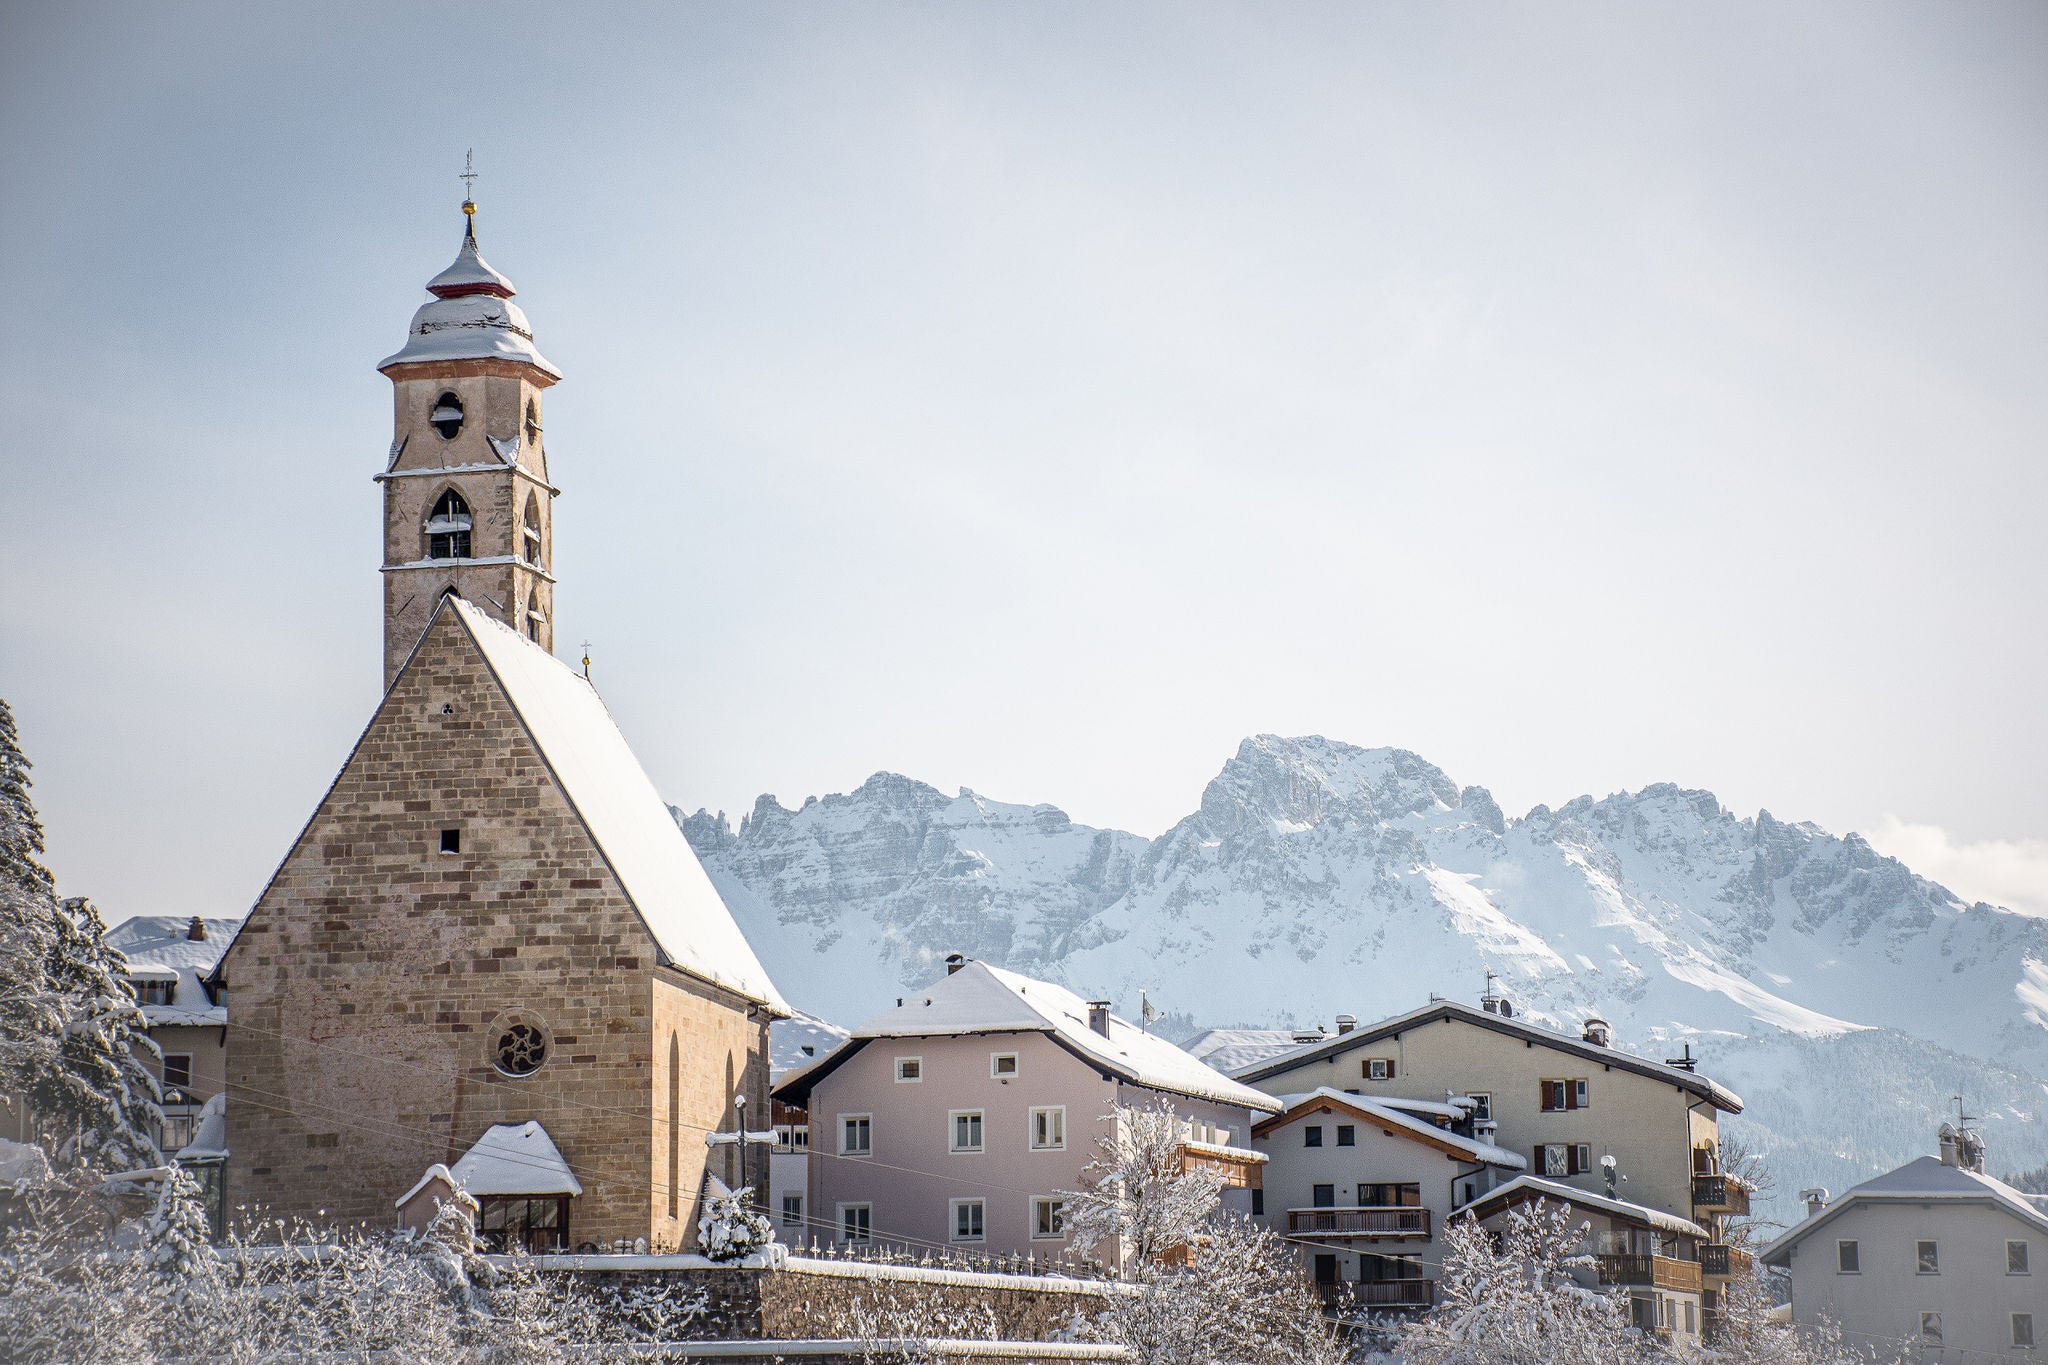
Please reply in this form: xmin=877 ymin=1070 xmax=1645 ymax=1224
xmin=379 ymin=223 xmax=560 ymax=378
xmin=426 ymin=232 xmax=516 ymax=298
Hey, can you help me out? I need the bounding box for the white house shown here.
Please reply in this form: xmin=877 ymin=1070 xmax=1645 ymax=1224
xmin=1761 ymin=1125 xmax=2046 ymax=1359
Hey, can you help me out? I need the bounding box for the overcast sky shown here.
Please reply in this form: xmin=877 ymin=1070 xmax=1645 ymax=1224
xmin=3 ymin=1 xmax=2045 ymax=925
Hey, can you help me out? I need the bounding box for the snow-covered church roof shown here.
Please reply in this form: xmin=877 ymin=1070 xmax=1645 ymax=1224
xmin=444 ymin=597 xmax=787 ymax=1012
xmin=379 ymin=211 xmax=560 ymax=378
xmin=776 ymin=959 xmax=1279 ymax=1113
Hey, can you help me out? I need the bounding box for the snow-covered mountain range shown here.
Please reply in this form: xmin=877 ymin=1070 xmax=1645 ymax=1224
xmin=676 ymin=735 xmax=2048 ymax=1216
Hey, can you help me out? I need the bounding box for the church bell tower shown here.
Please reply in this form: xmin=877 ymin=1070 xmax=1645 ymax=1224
xmin=375 ymin=188 xmax=562 ymax=687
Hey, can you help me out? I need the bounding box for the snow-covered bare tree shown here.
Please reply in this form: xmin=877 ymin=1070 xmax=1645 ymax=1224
xmin=1085 ymin=1211 xmax=1346 ymax=1365
xmin=30 ymin=897 xmax=162 ymax=1170
xmin=1400 ymin=1200 xmax=1650 ymax=1365
xmin=1061 ymin=1097 xmax=1225 ymax=1263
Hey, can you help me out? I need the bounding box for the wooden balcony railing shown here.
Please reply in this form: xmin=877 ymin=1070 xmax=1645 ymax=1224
xmin=1701 ymin=1243 xmax=1754 ymax=1278
xmin=1597 ymin=1254 xmax=1703 ymax=1295
xmin=1287 ymin=1207 xmax=1432 ymax=1239
xmin=1691 ymin=1174 xmax=1751 ymax=1216
xmin=1316 ymin=1279 xmax=1435 ymax=1309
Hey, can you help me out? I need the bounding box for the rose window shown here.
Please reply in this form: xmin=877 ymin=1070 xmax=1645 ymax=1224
xmin=495 ymin=1022 xmax=547 ymax=1077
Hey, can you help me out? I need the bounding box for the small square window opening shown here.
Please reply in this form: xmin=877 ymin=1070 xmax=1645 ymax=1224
xmin=439 ymin=828 xmax=461 ymax=854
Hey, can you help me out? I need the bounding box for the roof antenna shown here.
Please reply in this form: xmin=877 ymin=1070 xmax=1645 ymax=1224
xmin=580 ymin=641 xmax=592 ymax=681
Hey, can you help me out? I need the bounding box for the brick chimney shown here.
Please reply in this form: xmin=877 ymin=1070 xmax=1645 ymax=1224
xmin=186 ymin=917 xmax=206 ymax=942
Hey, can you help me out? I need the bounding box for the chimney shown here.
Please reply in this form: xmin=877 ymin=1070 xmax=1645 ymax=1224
xmin=1087 ymin=1001 xmax=1112 ymax=1037
xmin=945 ymin=953 xmax=966 ymax=975
xmin=1799 ymin=1187 xmax=1830 ymax=1220
xmin=1938 ymin=1122 xmax=1959 ymax=1167
xmin=1582 ymin=1018 xmax=1611 ymax=1048
xmin=187 ymin=917 xmax=207 ymax=942
xmin=1335 ymin=1014 xmax=1356 ymax=1035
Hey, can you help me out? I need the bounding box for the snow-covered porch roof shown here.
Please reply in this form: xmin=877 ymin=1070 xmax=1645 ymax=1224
xmin=397 ymin=1121 xmax=584 ymax=1207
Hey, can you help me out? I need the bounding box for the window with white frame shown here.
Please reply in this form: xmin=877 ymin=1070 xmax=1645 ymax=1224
xmin=773 ymin=1123 xmax=809 ymax=1152
xmin=1032 ymin=1197 xmax=1066 ymax=1239
xmin=1029 ymin=1106 xmax=1065 ymax=1150
xmin=895 ymin=1056 xmax=922 ymax=1082
xmin=2010 ymin=1240 xmax=2031 ymax=1274
xmin=951 ymin=1198 xmax=985 ymax=1242
xmin=951 ymin=1111 xmax=984 ymax=1153
xmin=840 ymin=1114 xmax=872 ymax=1155
xmin=2013 ymin=1313 xmax=2034 ymax=1348
xmin=838 ymin=1203 xmax=871 ymax=1243
xmin=1836 ymin=1240 xmax=1859 ymax=1274
xmin=1916 ymin=1240 xmax=1939 ymax=1274
xmin=990 ymin=1052 xmax=1019 ymax=1078
xmin=1466 ymin=1092 xmax=1492 ymax=1123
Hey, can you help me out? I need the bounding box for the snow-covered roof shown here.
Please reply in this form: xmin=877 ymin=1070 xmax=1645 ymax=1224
xmin=426 ymin=231 xmax=516 ymax=298
xmin=104 ymin=915 xmax=241 ymax=1026
xmin=379 ymin=222 xmax=560 ymax=378
xmin=771 ymin=1010 xmax=850 ymax=1083
xmin=1760 ymin=1155 xmax=2048 ymax=1265
xmin=1258 ymin=1088 xmax=1524 ymax=1169
xmin=447 ymin=599 xmax=786 ymax=1012
xmin=1230 ymin=999 xmax=1743 ymax=1114
xmin=398 ymin=1121 xmax=583 ymax=1205
xmin=1182 ymin=1028 xmax=1321 ymax=1073
xmin=776 ymin=961 xmax=1280 ymax=1113
xmin=1462 ymin=1175 xmax=1709 ymax=1241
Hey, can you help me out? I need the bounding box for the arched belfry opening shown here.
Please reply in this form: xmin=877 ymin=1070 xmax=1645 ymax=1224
xmin=426 ymin=489 xmax=473 ymax=560
xmin=522 ymin=493 xmax=544 ymax=567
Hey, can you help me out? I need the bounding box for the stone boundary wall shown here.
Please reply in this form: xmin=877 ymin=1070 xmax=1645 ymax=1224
xmin=522 ymin=1253 xmax=1121 ymax=1344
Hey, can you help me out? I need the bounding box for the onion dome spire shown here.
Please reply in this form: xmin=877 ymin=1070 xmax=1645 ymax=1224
xmin=377 ymin=161 xmax=559 ymax=378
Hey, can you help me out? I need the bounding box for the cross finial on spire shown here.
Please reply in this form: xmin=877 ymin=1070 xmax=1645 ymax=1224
xmin=460 ymin=149 xmax=479 ymax=203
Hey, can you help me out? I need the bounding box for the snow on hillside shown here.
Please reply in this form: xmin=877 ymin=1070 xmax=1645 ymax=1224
xmin=677 ymin=734 xmax=2048 ymax=1214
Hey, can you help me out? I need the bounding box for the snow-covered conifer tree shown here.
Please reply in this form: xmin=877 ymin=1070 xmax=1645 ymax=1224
xmin=0 ymin=698 xmax=62 ymax=1128
xmin=31 ymin=897 xmax=162 ymax=1169
xmin=1061 ymin=1098 xmax=1225 ymax=1263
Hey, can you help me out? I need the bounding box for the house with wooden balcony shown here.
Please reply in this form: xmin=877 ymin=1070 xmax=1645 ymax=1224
xmin=1231 ymin=987 xmax=1750 ymax=1327
xmin=1250 ymin=1086 xmax=1524 ymax=1312
xmin=1462 ymin=1174 xmax=1709 ymax=1342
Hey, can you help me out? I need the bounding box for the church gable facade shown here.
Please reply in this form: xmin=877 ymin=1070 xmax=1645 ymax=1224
xmin=220 ymin=195 xmax=783 ymax=1252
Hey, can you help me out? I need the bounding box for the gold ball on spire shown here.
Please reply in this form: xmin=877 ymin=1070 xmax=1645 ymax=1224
xmin=462 ymin=199 xmax=477 ymax=217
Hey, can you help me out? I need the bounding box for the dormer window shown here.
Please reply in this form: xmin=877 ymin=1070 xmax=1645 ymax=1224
xmin=430 ymin=391 xmax=464 ymax=440
xmin=426 ymin=489 xmax=473 ymax=559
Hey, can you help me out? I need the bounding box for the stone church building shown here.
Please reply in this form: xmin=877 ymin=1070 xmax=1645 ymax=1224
xmin=218 ymin=198 xmax=788 ymax=1252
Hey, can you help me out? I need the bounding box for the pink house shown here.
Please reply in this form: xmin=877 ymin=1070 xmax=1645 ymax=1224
xmin=773 ymin=958 xmax=1278 ymax=1261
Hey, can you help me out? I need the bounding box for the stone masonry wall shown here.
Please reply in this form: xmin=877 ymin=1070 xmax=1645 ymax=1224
xmin=224 ymin=608 xmax=759 ymax=1246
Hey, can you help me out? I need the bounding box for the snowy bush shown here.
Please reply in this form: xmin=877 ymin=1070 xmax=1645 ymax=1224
xmin=698 ymin=1180 xmax=778 ymax=1263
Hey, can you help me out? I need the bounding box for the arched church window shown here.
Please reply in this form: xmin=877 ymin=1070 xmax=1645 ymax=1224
xmin=426 ymin=489 xmax=473 ymax=560
xmin=430 ymin=391 xmax=465 ymax=440
xmin=522 ymin=493 xmax=543 ymax=566
xmin=525 ymin=397 xmax=541 ymax=447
